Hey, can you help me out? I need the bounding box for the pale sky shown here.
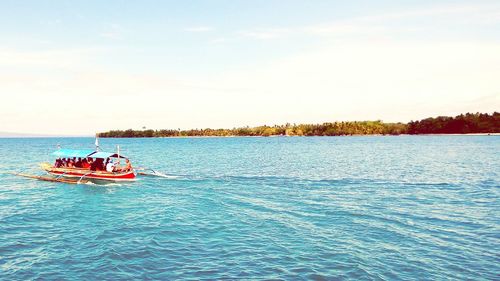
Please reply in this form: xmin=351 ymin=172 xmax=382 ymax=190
xmin=0 ymin=0 xmax=499 ymax=135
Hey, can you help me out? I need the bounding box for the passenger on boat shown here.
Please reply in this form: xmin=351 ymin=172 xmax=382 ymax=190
xmin=96 ymin=158 xmax=105 ymax=171
xmin=117 ymin=159 xmax=132 ymax=172
xmin=75 ymin=157 xmax=82 ymax=168
xmin=124 ymin=159 xmax=132 ymax=172
xmin=89 ymin=159 xmax=97 ymax=171
xmin=90 ymin=158 xmax=102 ymax=171
xmin=54 ymin=158 xmax=62 ymax=168
xmin=106 ymin=159 xmax=117 ymax=172
xmin=81 ymin=158 xmax=90 ymax=169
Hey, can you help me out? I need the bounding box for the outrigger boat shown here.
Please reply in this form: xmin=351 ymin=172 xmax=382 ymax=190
xmin=12 ymin=138 xmax=171 ymax=184
xmin=14 ymin=148 xmax=136 ymax=184
xmin=41 ymin=149 xmax=136 ymax=182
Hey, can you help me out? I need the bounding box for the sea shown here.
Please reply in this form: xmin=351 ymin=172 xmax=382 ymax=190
xmin=0 ymin=136 xmax=498 ymax=280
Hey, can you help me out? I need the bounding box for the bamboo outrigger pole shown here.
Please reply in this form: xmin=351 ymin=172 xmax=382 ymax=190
xmin=11 ymin=173 xmax=86 ymax=184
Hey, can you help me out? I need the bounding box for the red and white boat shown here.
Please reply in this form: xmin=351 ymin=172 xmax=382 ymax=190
xmin=13 ymin=139 xmax=171 ymax=184
xmin=40 ymin=148 xmax=137 ymax=183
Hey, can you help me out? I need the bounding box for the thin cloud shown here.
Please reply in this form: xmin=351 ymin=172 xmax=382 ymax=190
xmin=305 ymin=2 xmax=500 ymax=35
xmin=238 ymin=28 xmax=291 ymax=40
xmin=40 ymin=19 xmax=62 ymax=25
xmin=0 ymin=47 xmax=107 ymax=67
xmin=185 ymin=26 xmax=214 ymax=32
xmin=209 ymin=38 xmax=227 ymax=44
xmin=100 ymin=23 xmax=123 ymax=39
xmin=237 ymin=2 xmax=500 ymax=40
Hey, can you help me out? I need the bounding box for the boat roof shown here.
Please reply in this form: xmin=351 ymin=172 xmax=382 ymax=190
xmin=52 ymin=149 xmax=127 ymax=159
xmin=53 ymin=149 xmax=95 ymax=158
xmin=90 ymin=151 xmax=126 ymax=159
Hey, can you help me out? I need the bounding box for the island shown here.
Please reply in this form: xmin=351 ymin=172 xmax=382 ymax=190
xmin=98 ymin=112 xmax=499 ymax=138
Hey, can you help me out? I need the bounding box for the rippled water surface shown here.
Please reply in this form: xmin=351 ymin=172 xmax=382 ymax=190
xmin=0 ymin=136 xmax=498 ymax=280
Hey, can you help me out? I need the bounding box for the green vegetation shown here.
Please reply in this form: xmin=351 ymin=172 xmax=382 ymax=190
xmin=407 ymin=112 xmax=499 ymax=134
xmin=99 ymin=112 xmax=499 ymax=137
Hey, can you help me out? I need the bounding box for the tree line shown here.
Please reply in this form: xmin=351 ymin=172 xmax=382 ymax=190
xmin=98 ymin=112 xmax=499 ymax=138
xmin=407 ymin=112 xmax=499 ymax=134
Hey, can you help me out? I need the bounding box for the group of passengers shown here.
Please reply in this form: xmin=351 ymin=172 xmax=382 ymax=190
xmin=54 ymin=157 xmax=132 ymax=172
xmin=54 ymin=157 xmax=91 ymax=169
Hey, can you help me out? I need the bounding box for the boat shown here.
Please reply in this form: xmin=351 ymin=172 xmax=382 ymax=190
xmin=12 ymin=138 xmax=174 ymax=184
xmin=40 ymin=148 xmax=137 ymax=183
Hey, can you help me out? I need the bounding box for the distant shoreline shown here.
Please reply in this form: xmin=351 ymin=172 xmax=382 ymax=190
xmin=97 ymin=112 xmax=499 ymax=138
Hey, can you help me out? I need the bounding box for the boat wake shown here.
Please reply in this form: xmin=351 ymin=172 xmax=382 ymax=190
xmin=137 ymin=170 xmax=180 ymax=179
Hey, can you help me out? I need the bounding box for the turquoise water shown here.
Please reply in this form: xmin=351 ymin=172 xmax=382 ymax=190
xmin=0 ymin=136 xmax=498 ymax=280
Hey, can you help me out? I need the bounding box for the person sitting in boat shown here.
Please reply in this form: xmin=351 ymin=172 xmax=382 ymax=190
xmin=123 ymin=159 xmax=132 ymax=172
xmin=98 ymin=158 xmax=106 ymax=171
xmin=87 ymin=157 xmax=94 ymax=167
xmin=75 ymin=158 xmax=82 ymax=168
xmin=91 ymin=158 xmax=103 ymax=171
xmin=106 ymin=159 xmax=117 ymax=173
xmin=54 ymin=158 xmax=62 ymax=168
xmin=81 ymin=158 xmax=90 ymax=169
xmin=116 ymin=159 xmax=132 ymax=172
xmin=90 ymin=159 xmax=97 ymax=171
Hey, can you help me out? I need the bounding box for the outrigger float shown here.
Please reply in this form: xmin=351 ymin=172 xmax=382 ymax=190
xmin=13 ymin=143 xmax=168 ymax=184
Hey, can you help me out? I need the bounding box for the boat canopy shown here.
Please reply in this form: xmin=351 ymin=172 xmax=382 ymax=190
xmin=52 ymin=149 xmax=127 ymax=159
xmin=90 ymin=151 xmax=127 ymax=159
xmin=53 ymin=149 xmax=95 ymax=158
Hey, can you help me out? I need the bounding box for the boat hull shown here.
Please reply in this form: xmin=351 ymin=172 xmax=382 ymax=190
xmin=41 ymin=163 xmax=136 ymax=182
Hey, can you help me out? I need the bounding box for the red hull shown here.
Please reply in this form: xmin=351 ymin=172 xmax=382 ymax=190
xmin=42 ymin=164 xmax=136 ymax=182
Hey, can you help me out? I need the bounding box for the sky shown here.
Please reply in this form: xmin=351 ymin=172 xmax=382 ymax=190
xmin=0 ymin=0 xmax=499 ymax=135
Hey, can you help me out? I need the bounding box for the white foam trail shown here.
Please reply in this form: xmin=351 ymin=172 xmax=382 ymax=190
xmin=153 ymin=172 xmax=179 ymax=179
xmin=141 ymin=170 xmax=180 ymax=179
